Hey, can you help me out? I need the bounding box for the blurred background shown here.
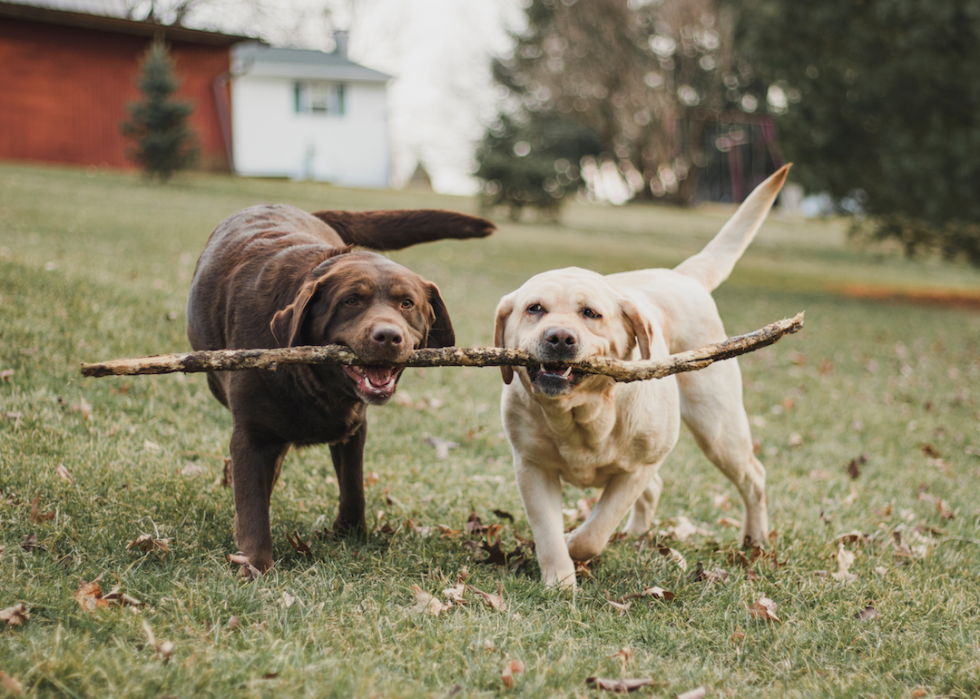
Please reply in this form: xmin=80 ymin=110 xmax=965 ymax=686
xmin=1 ymin=0 xmax=978 ymax=263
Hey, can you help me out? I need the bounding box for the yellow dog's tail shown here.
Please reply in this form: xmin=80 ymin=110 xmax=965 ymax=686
xmin=674 ymin=164 xmax=791 ymax=292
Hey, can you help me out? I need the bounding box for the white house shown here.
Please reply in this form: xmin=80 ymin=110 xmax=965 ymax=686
xmin=230 ymin=36 xmax=392 ymax=188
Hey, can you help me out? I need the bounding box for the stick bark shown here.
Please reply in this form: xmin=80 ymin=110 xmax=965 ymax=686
xmin=81 ymin=312 xmax=803 ymax=383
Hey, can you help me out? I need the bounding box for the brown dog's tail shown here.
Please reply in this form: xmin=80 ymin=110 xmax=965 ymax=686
xmin=673 ymin=164 xmax=790 ymax=292
xmin=310 ymin=209 xmax=495 ymax=251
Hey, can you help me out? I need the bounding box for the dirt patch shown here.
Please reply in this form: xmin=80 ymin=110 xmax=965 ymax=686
xmin=837 ymin=283 xmax=980 ymax=311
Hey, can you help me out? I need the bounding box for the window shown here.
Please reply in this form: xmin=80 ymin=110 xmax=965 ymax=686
xmin=294 ymin=81 xmax=345 ymax=116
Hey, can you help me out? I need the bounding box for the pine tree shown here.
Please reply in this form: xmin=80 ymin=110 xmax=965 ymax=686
xmin=121 ymin=39 xmax=198 ymax=181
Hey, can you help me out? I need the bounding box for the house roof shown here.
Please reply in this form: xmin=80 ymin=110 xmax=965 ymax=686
xmin=0 ymin=0 xmax=255 ymax=46
xmin=232 ymin=42 xmax=392 ymax=84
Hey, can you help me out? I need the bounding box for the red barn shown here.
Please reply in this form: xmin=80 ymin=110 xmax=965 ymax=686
xmin=0 ymin=0 xmax=250 ymax=171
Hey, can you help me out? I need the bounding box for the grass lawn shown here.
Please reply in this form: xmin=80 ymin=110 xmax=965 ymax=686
xmin=1 ymin=162 xmax=979 ymax=698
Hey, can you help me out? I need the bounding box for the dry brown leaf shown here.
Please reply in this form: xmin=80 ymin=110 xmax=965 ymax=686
xmin=748 ymin=596 xmax=780 ymax=621
xmin=0 ymin=603 xmax=30 ymax=627
xmin=103 ymin=587 xmax=143 ymax=611
xmin=127 ymin=534 xmax=170 ymax=557
xmin=282 ymin=592 xmax=295 ymax=609
xmin=221 ymin=457 xmax=233 ymax=488
xmin=909 ymin=688 xmax=928 ymax=698
xmin=410 ymin=584 xmax=451 ymax=616
xmin=840 ymin=488 xmax=859 ymax=507
xmin=617 ymin=586 xmax=676 ymax=604
xmin=56 ymin=462 xmax=73 ymax=484
xmin=492 ymin=509 xmax=515 ymax=522
xmin=30 ymin=493 xmax=55 ymax=523
xmin=363 ymin=471 xmax=381 ymax=487
xmin=676 ymin=688 xmax=707 ymax=699
xmin=854 ymin=605 xmax=879 ymax=621
xmin=71 ymin=397 xmax=92 ymax=420
xmin=227 ymin=615 xmax=239 ymax=630
xmin=438 ymin=524 xmax=463 ymax=539
xmin=691 ymin=563 xmax=729 ymax=584
xmin=228 ymin=553 xmax=262 ymax=579
xmin=0 ymin=369 xmax=15 ymax=381
xmin=730 ymin=627 xmax=747 ymax=644
xmin=657 ymin=546 xmax=688 ymax=572
xmin=424 ymin=435 xmax=458 ymax=459
xmin=501 ymin=659 xmax=525 ymax=689
xmin=832 ymin=542 xmax=857 ymax=583
xmin=607 ymin=598 xmax=632 ymax=615
xmin=285 ymin=529 xmax=313 ymax=559
xmin=586 ymin=677 xmax=655 ymax=692
xmin=142 ymin=620 xmax=174 ymax=663
xmin=834 ymin=530 xmax=868 ymax=546
xmin=465 ymin=512 xmax=486 ymax=535
xmin=180 ymin=462 xmax=205 ymax=477
xmin=20 ymin=533 xmax=40 ymax=553
xmin=609 ymin=647 xmax=634 ymax=671
xmin=442 ymin=583 xmax=467 ymax=605
xmin=469 ymin=581 xmax=507 ymax=612
xmin=0 ymin=671 xmax=23 ymax=696
xmin=75 ymin=575 xmax=109 ymax=611
xmin=717 ymin=516 xmax=741 ymax=529
xmin=664 ymin=515 xmax=710 ymax=542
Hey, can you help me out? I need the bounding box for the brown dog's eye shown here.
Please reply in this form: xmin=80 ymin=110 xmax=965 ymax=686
xmin=527 ymin=303 xmax=545 ymax=314
xmin=401 ymin=298 xmax=414 ymax=310
xmin=345 ymin=296 xmax=359 ymax=306
xmin=582 ymin=307 xmax=602 ymax=319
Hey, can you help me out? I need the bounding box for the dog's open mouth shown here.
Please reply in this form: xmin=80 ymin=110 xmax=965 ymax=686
xmin=530 ymin=363 xmax=584 ymax=396
xmin=344 ymin=366 xmax=401 ymax=403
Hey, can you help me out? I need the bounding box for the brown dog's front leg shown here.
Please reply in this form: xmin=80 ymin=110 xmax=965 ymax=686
xmin=329 ymin=421 xmax=368 ymax=536
xmin=229 ymin=427 xmax=289 ymax=572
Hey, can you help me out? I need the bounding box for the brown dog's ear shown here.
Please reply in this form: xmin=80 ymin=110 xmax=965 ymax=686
xmin=423 ymin=282 xmax=455 ymax=349
xmin=494 ymin=294 xmax=515 ymax=384
xmin=620 ymin=298 xmax=653 ymax=361
xmin=270 ymin=279 xmax=322 ymax=348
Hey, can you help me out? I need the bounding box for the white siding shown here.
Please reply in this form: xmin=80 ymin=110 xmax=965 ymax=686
xmin=231 ymin=75 xmax=390 ymax=189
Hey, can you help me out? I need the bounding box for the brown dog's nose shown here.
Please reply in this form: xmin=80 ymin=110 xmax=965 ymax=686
xmin=372 ymin=325 xmax=404 ymax=348
xmin=544 ymin=327 xmax=578 ymax=348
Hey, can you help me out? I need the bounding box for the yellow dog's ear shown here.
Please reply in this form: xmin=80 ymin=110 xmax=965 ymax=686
xmin=493 ymin=293 xmax=516 ymax=384
xmin=620 ymin=298 xmax=653 ymax=360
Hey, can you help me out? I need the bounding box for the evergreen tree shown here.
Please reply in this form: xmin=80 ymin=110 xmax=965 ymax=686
xmin=734 ymin=0 xmax=980 ymax=265
xmin=121 ymin=39 xmax=198 ymax=181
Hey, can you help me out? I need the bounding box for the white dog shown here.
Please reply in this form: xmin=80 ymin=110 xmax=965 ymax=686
xmin=494 ymin=166 xmax=790 ymax=587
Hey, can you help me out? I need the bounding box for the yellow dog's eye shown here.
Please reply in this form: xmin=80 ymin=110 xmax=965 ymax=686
xmin=582 ymin=307 xmax=601 ymax=319
xmin=401 ymin=298 xmax=414 ymax=309
xmin=527 ymin=303 xmax=545 ymax=314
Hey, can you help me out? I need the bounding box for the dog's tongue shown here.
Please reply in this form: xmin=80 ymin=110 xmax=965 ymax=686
xmin=363 ymin=367 xmax=395 ymax=388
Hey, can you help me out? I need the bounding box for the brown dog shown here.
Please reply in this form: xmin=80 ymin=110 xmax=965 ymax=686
xmin=187 ymin=204 xmax=494 ymax=572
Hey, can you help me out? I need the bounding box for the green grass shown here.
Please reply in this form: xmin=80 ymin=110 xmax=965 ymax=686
xmin=2 ymin=162 xmax=980 ymax=698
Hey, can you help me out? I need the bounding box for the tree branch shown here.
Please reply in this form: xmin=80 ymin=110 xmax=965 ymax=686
xmin=81 ymin=313 xmax=804 ymax=382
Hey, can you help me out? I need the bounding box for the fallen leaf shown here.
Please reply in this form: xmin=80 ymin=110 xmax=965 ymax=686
xmin=410 ymin=584 xmax=451 ymax=616
xmin=845 ymin=458 xmax=862 ymax=480
xmin=606 ymin=598 xmax=632 ymax=614
xmin=834 ymin=530 xmax=868 ymax=546
xmin=501 ymin=659 xmax=525 ymax=689
xmin=730 ymin=627 xmax=746 ymax=644
xmin=657 ymin=546 xmax=688 ymax=571
xmin=0 ymin=671 xmax=23 ymax=696
xmin=854 ymin=605 xmax=879 ymax=620
xmin=920 ymin=443 xmax=942 ymax=459
xmin=465 ymin=512 xmax=486 ymax=535
xmin=840 ymin=488 xmax=859 ymax=507
xmin=690 ymin=562 xmax=729 ymax=584
xmin=831 ymin=542 xmax=857 ymax=583
xmin=0 ymin=603 xmax=30 ymax=627
xmin=20 ymin=533 xmax=40 ymax=552
xmin=406 ymin=519 xmax=433 ymax=537
xmin=285 ymin=530 xmax=313 ymax=559
xmin=586 ymin=677 xmax=655 ymax=692
xmin=717 ymin=516 xmax=741 ymax=529
xmin=609 ymin=647 xmax=634 ymax=671
xmin=665 ymin=515 xmax=710 ymax=542
xmin=221 ymin=458 xmax=233 ymax=488
xmin=747 ymin=596 xmax=780 ymax=621
xmin=874 ymin=566 xmax=889 ymax=577
xmin=75 ymin=575 xmax=109 ymax=611
xmin=282 ymin=592 xmax=295 ymax=609
xmin=492 ymin=509 xmax=515 ymax=522
xmin=228 ymin=553 xmax=262 ymax=579
xmin=616 ymin=586 xmax=676 ymax=603
xmin=0 ymin=369 xmax=15 ymax=381
xmin=227 ymin=615 xmax=239 ymax=630
xmin=127 ymin=533 xmax=170 ymax=557
xmin=30 ymin=493 xmax=56 ymax=523
xmin=103 ymin=587 xmax=143 ymax=610
xmin=438 ymin=524 xmax=463 ymax=539
xmin=788 ymin=432 xmax=803 ymax=447
xmin=442 ymin=583 xmax=467 ymax=605
xmin=56 ymin=462 xmax=73 ymax=483
xmin=935 ymin=499 xmax=955 ymax=520
xmin=143 ymin=440 xmax=161 ymax=453
xmin=142 ymin=620 xmax=174 ymax=663
xmin=424 ymin=434 xmax=458 ymax=459
xmin=363 ymin=471 xmax=381 ymax=487
xmin=469 ymin=581 xmax=507 ymax=612
xmin=180 ymin=462 xmax=205 ymax=477
xmin=676 ymin=687 xmax=707 ymax=699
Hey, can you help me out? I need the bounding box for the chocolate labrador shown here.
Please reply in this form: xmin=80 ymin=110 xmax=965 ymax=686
xmin=187 ymin=204 xmax=494 ymax=572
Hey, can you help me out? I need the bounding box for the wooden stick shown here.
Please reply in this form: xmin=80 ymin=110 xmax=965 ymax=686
xmin=81 ymin=312 xmax=804 ymax=383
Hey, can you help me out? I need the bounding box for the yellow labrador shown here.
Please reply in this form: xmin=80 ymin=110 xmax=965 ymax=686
xmin=494 ymin=166 xmax=790 ymax=587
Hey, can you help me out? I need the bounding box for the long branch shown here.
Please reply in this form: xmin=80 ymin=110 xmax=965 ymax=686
xmin=81 ymin=312 xmax=804 ymax=383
